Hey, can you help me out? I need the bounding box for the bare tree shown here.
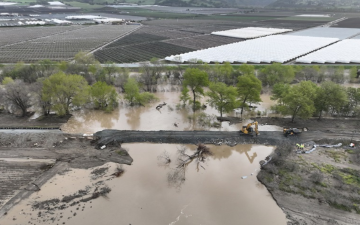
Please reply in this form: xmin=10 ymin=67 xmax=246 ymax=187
xmin=164 ymin=144 xmax=212 ymax=189
xmin=138 ymin=59 xmax=163 ymax=92
xmin=1 ymin=80 xmax=33 ymax=117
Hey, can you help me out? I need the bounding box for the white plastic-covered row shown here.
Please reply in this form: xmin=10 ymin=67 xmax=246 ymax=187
xmin=287 ymin=27 xmax=360 ymax=40
xmin=165 ymin=35 xmax=339 ymax=64
xmin=296 ymin=39 xmax=360 ymax=64
xmin=211 ymin=27 xmax=293 ymax=39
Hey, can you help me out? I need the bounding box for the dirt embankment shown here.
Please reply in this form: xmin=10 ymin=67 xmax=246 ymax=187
xmin=258 ymin=140 xmax=360 ymax=225
xmin=0 ymin=131 xmax=132 ymax=218
xmin=0 ymin=113 xmax=71 ymax=129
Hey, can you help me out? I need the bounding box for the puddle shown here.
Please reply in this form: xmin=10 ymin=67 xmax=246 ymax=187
xmin=0 ymin=144 xmax=287 ymax=225
xmin=61 ymin=92 xmax=279 ymax=134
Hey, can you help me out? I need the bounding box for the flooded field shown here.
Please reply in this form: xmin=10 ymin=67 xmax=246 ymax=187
xmin=0 ymin=143 xmax=287 ymax=225
xmin=61 ymin=92 xmax=278 ymax=134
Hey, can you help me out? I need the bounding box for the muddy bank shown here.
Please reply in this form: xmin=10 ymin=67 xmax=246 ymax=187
xmin=257 ymin=142 xmax=360 ymax=225
xmin=0 ymin=130 xmax=132 ymax=218
xmin=256 ymin=117 xmax=360 ymax=133
xmin=0 ymin=113 xmax=71 ymax=129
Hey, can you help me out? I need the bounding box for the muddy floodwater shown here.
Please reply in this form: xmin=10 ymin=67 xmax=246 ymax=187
xmin=0 ymin=144 xmax=287 ymax=225
xmin=61 ymin=92 xmax=279 ymax=134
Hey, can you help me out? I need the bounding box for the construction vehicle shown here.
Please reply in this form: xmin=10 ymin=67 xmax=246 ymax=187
xmin=240 ymin=121 xmax=259 ymax=137
xmin=283 ymin=128 xmax=302 ymax=137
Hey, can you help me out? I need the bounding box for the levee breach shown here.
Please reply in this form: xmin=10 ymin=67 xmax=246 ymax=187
xmin=93 ymin=130 xmax=294 ymax=147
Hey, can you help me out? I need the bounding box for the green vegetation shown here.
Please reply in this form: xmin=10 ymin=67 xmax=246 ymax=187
xmin=42 ymin=72 xmax=89 ymax=116
xmin=90 ymin=81 xmax=118 ymax=112
xmin=258 ymin=144 xmax=360 ymax=214
xmin=206 ymin=82 xmax=237 ymax=118
xmin=237 ymin=73 xmax=262 ymax=115
xmin=124 ymin=78 xmax=158 ymax=105
xmin=272 ymin=81 xmax=317 ymax=122
xmin=181 ymin=68 xmax=209 ymax=111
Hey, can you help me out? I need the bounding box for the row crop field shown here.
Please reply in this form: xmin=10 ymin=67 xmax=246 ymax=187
xmin=0 ymin=25 xmax=140 ymax=63
xmin=94 ymin=17 xmax=326 ymax=64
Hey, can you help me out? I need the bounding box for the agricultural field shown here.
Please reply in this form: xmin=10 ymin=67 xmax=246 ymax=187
xmin=0 ymin=25 xmax=140 ymax=63
xmin=94 ymin=17 xmax=327 ymax=63
xmin=332 ymin=18 xmax=360 ymax=28
xmin=287 ymin=27 xmax=360 ymax=39
xmin=164 ymin=35 xmax=338 ymax=63
xmin=296 ymin=39 xmax=360 ymax=64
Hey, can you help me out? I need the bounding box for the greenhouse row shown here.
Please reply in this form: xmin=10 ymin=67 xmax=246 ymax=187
xmin=296 ymin=39 xmax=360 ymax=64
xmin=211 ymin=27 xmax=293 ymax=39
xmin=165 ymin=35 xmax=338 ymax=64
xmin=287 ymin=27 xmax=360 ymax=40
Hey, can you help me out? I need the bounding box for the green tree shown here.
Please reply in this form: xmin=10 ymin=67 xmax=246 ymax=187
xmin=206 ymin=82 xmax=237 ymax=118
xmin=273 ymin=81 xmax=318 ymax=122
xmin=180 ymin=86 xmax=191 ymax=106
xmin=182 ymin=68 xmax=209 ymax=111
xmin=270 ymin=83 xmax=290 ymax=105
xmin=238 ymin=64 xmax=255 ymax=76
xmin=329 ymin=66 xmax=345 ymax=84
xmin=314 ymin=81 xmax=348 ymax=119
xmin=341 ymin=87 xmax=360 ymax=116
xmin=124 ymin=78 xmax=140 ymax=106
xmin=42 ymin=72 xmax=89 ymax=116
xmin=259 ymin=63 xmax=294 ymax=87
xmin=90 ymin=81 xmax=118 ymax=112
xmin=237 ymin=74 xmax=262 ymax=115
xmin=124 ymin=78 xmax=157 ymax=106
xmin=207 ymin=62 xmax=233 ymax=83
xmin=2 ymin=77 xmax=14 ymax=85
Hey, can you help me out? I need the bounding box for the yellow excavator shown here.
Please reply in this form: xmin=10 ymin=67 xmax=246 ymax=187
xmin=240 ymin=121 xmax=259 ymax=137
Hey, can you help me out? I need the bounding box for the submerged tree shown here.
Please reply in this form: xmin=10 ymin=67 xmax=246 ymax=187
xmin=182 ymin=68 xmax=209 ymax=111
xmin=237 ymin=74 xmax=262 ymax=115
xmin=273 ymin=81 xmax=318 ymax=122
xmin=90 ymin=81 xmax=119 ymax=112
xmin=42 ymin=72 xmax=89 ymax=116
xmin=124 ymin=78 xmax=158 ymax=106
xmin=161 ymin=144 xmax=212 ymax=189
xmin=259 ymin=63 xmax=294 ymax=87
xmin=314 ymin=81 xmax=348 ymax=119
xmin=206 ymin=82 xmax=237 ymax=119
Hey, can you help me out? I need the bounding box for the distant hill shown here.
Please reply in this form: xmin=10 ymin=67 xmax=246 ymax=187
xmin=154 ymin=0 xmax=276 ymax=7
xmin=269 ymin=0 xmax=360 ymax=8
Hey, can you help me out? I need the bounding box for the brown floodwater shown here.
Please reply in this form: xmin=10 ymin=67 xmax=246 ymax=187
xmin=61 ymin=92 xmax=279 ymax=134
xmin=0 ymin=144 xmax=287 ymax=225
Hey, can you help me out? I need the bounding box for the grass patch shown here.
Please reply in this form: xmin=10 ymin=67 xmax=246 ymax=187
xmin=326 ymin=150 xmax=345 ymax=163
xmin=321 ymin=164 xmax=335 ymax=173
xmin=338 ymin=168 xmax=360 ymax=187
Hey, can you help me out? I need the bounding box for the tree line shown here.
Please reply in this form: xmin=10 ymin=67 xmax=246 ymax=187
xmin=0 ymin=53 xmax=359 ymax=121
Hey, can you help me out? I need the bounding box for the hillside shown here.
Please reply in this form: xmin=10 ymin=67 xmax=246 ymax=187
xmin=270 ymin=0 xmax=360 ymax=8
